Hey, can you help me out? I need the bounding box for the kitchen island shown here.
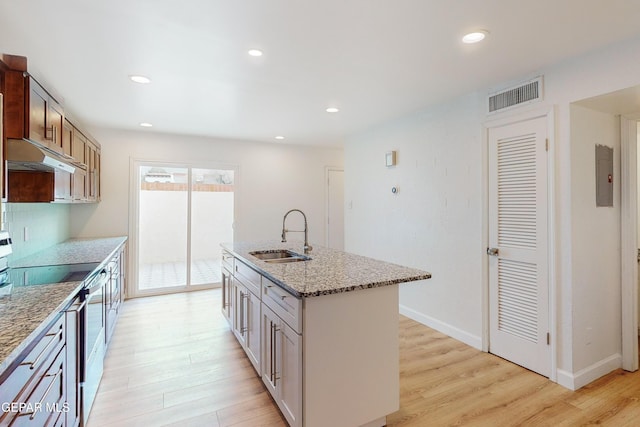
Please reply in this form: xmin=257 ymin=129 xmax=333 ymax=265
xmin=221 ymin=241 xmax=431 ymax=427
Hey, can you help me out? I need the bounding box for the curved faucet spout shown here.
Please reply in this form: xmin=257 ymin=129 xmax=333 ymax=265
xmin=281 ymin=209 xmax=313 ymax=254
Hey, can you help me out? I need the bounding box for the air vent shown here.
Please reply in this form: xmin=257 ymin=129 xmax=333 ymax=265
xmin=488 ymin=77 xmax=543 ymax=113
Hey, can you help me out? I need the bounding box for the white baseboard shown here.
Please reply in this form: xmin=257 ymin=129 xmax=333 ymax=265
xmin=399 ymin=304 xmax=482 ymax=350
xmin=556 ymin=353 xmax=621 ymax=390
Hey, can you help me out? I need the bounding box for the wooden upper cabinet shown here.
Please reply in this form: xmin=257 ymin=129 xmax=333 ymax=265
xmin=62 ymin=118 xmax=73 ymax=157
xmin=3 ymin=71 xmax=65 ymax=153
xmin=28 ymin=80 xmax=47 ymax=143
xmin=85 ymin=139 xmax=100 ymax=201
xmin=26 ymin=76 xmax=64 ymax=152
xmin=1 ymin=54 xmax=102 ymax=203
xmin=72 ymin=126 xmax=87 ymax=165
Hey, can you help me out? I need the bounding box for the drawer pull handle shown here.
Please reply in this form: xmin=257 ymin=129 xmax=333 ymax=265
xmin=240 ymin=292 xmax=249 ymax=335
xmin=22 ymin=328 xmax=62 ymax=371
xmin=19 ymin=369 xmax=63 ymax=420
xmin=270 ymin=322 xmax=277 ymax=385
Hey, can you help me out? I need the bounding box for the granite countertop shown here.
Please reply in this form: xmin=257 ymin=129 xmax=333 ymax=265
xmin=221 ymin=240 xmax=431 ymax=298
xmin=10 ymin=236 xmax=128 ymax=268
xmin=0 ymin=236 xmax=127 ymax=376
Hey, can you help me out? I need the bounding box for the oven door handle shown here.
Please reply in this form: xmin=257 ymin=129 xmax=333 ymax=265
xmin=84 ymin=269 xmax=108 ymax=296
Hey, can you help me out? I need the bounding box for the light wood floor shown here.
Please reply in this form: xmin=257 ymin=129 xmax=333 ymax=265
xmin=88 ymin=289 xmax=640 ymax=427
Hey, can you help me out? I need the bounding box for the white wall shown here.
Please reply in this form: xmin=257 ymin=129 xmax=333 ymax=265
xmin=344 ymin=34 xmax=640 ymax=388
xmin=345 ymin=92 xmax=485 ymax=348
xmin=70 ymin=128 xmax=343 ymax=250
xmin=569 ymin=105 xmax=621 ymax=373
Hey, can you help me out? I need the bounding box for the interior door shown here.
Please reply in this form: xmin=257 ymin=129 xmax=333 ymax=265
xmin=327 ymin=169 xmax=344 ymax=250
xmin=488 ymin=115 xmax=550 ymax=377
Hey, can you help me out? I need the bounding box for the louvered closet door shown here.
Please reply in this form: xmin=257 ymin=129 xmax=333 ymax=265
xmin=488 ymin=116 xmax=550 ymax=377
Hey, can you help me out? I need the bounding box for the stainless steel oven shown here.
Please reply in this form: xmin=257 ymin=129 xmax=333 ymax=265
xmin=80 ymin=267 xmax=108 ymax=425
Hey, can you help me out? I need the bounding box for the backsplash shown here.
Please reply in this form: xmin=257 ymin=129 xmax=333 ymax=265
xmin=4 ymin=203 xmax=71 ymax=263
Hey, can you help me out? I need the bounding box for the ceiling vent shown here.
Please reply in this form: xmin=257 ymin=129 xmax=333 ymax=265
xmin=488 ymin=76 xmax=543 ymax=113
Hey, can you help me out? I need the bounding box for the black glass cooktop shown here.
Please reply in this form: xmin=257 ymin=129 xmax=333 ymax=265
xmin=6 ymin=262 xmax=101 ymax=287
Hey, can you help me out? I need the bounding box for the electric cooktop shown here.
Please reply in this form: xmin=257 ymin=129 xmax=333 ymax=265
xmin=6 ymin=262 xmax=102 ymax=287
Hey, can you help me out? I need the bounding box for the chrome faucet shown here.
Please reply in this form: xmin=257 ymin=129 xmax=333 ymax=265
xmin=281 ymin=209 xmax=312 ymax=254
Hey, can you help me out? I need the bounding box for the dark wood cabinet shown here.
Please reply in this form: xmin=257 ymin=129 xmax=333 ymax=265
xmin=7 ymin=170 xmax=54 ymax=202
xmin=72 ymin=169 xmax=87 ymax=202
xmin=54 ymin=169 xmax=72 ymax=202
xmin=1 ymin=54 xmax=102 ymax=204
xmin=85 ymin=140 xmax=100 ymax=202
xmin=62 ymin=118 xmax=73 ymax=157
xmin=5 ymin=75 xmax=64 ymax=153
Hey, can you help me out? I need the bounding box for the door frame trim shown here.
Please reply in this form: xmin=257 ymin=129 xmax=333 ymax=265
xmin=128 ymin=158 xmax=238 ymax=298
xmin=324 ymin=166 xmax=344 ymax=248
xmin=620 ymin=115 xmax=639 ymax=371
xmin=482 ymin=105 xmax=557 ymax=382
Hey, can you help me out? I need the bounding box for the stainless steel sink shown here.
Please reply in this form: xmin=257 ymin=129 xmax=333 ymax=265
xmin=250 ymin=250 xmax=311 ymax=263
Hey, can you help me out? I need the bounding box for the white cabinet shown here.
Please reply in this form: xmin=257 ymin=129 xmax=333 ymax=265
xmin=232 ymin=277 xmax=262 ymax=375
xmin=262 ymin=303 xmax=302 ymax=427
xmin=221 ymin=267 xmax=233 ymax=324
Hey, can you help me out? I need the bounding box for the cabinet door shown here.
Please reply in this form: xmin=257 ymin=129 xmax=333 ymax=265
xmin=65 ymin=298 xmax=82 ymax=427
xmin=233 ymin=283 xmax=247 ymax=346
xmin=62 ymin=119 xmax=73 ymax=157
xmin=86 ymin=142 xmax=99 ymax=201
xmin=221 ymin=268 xmax=232 ymax=323
xmin=261 ymin=304 xmax=278 ymax=397
xmin=72 ymin=169 xmax=87 ymax=202
xmin=244 ymin=290 xmax=261 ymax=375
xmin=278 ymin=321 xmax=302 ymax=427
xmin=261 ymin=304 xmax=302 ymax=427
xmin=72 ymin=130 xmax=86 ymax=165
xmin=28 ymin=80 xmax=48 ymax=144
xmin=54 ymin=169 xmax=72 ymax=202
xmin=47 ymin=99 xmax=64 ymax=152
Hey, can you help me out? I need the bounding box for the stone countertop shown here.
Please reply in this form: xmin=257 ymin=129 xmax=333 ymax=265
xmin=0 ymin=236 xmax=127 ymax=376
xmin=10 ymin=236 xmax=128 ymax=268
xmin=221 ymin=241 xmax=431 ymax=298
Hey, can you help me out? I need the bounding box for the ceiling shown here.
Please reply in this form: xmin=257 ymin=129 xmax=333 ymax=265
xmin=1 ymin=1 xmax=640 ymax=147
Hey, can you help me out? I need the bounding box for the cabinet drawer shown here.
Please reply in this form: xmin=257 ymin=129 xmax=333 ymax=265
xmin=0 ymin=315 xmax=66 ymax=426
xmin=262 ymin=277 xmax=302 ymax=333
xmin=221 ymin=251 xmax=234 ymax=272
xmin=235 ymin=260 xmax=261 ymax=297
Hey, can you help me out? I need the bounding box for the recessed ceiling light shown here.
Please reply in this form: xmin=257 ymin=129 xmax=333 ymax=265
xmin=248 ymin=49 xmax=263 ymax=57
xmin=462 ymin=30 xmax=488 ymax=44
xmin=129 ymin=75 xmax=151 ymax=84
xmin=326 ymin=107 xmax=339 ymax=113
xmin=140 ymin=122 xmax=153 ymax=127
xmin=275 ymin=135 xmax=285 ymax=140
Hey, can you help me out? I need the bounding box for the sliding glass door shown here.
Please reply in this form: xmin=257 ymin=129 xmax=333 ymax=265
xmin=134 ymin=162 xmax=235 ymax=295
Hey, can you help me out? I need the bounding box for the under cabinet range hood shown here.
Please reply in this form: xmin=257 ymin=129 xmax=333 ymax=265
xmin=6 ymin=138 xmax=76 ymax=173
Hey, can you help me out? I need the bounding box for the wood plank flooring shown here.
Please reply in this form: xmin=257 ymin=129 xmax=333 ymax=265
xmin=88 ymin=289 xmax=640 ymax=427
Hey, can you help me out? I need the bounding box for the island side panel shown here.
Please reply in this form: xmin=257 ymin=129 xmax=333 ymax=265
xmin=303 ymin=284 xmax=400 ymax=427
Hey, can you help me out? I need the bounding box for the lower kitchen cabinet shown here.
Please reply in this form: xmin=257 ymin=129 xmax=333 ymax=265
xmin=105 ymin=248 xmax=123 ymax=345
xmin=233 ymin=279 xmax=261 ymax=375
xmin=64 ymin=297 xmax=83 ymax=427
xmin=0 ymin=315 xmax=68 ymax=427
xmin=221 ymin=266 xmax=233 ymax=324
xmin=261 ymin=304 xmax=302 ymax=427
